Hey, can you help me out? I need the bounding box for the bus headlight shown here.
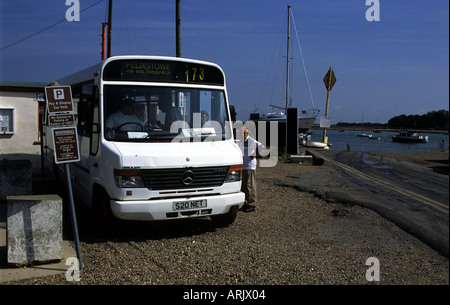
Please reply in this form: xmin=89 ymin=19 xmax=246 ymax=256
xmin=114 ymin=169 xmax=145 ymax=188
xmin=225 ymin=165 xmax=242 ymax=182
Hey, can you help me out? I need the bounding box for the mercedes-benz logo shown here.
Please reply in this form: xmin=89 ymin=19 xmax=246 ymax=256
xmin=181 ymin=170 xmax=195 ymax=185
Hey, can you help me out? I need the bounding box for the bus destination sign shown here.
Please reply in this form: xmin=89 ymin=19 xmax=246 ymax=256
xmin=103 ymin=59 xmax=225 ymax=86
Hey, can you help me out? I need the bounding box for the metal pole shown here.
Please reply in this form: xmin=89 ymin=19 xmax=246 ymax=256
xmin=285 ymin=5 xmax=291 ymax=111
xmin=176 ymin=0 xmax=181 ymax=57
xmin=65 ymin=163 xmax=83 ymax=271
xmin=39 ymin=105 xmax=45 ymax=183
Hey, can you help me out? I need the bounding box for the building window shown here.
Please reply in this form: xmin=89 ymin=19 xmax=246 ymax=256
xmin=0 ymin=108 xmax=14 ymax=134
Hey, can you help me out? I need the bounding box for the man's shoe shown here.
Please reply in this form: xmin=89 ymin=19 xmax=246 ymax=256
xmin=241 ymin=205 xmax=256 ymax=213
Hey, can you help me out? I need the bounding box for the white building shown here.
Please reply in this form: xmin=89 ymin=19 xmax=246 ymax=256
xmin=0 ymin=81 xmax=47 ymax=172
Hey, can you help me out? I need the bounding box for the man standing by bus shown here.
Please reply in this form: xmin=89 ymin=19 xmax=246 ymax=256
xmin=239 ymin=127 xmax=263 ymax=213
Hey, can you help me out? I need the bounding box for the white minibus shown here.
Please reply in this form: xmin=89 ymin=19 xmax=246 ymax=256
xmin=43 ymin=55 xmax=244 ymax=226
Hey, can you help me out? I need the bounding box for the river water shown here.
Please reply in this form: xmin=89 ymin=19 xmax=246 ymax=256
xmin=307 ymin=129 xmax=449 ymax=153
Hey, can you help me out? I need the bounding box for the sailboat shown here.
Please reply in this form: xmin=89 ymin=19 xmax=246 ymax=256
xmin=250 ymin=5 xmax=319 ymax=133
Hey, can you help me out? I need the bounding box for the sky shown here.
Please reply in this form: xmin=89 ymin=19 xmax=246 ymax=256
xmin=1 ymin=0 xmax=448 ymax=123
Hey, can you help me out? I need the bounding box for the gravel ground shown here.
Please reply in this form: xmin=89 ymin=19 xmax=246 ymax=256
xmin=1 ymin=151 xmax=448 ymax=285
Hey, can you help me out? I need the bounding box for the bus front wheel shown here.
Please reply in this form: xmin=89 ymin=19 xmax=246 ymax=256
xmin=93 ymin=187 xmax=114 ymax=224
xmin=210 ymin=205 xmax=238 ymax=228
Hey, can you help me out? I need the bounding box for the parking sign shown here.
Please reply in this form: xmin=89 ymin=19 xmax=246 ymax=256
xmin=45 ymin=86 xmax=73 ymax=113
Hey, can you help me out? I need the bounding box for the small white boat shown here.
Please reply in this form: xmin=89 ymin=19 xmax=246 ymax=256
xmin=299 ymin=133 xmax=329 ymax=148
xmin=303 ymin=140 xmax=329 ymax=149
xmin=356 ymin=133 xmax=380 ymax=140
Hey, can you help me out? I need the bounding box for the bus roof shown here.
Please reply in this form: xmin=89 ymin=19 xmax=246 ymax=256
xmin=56 ymin=55 xmax=225 ymax=86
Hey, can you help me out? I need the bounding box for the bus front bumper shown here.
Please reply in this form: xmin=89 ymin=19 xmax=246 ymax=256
xmin=110 ymin=192 xmax=245 ymax=221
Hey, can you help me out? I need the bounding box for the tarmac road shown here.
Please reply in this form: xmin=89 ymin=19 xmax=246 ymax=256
xmin=307 ymin=149 xmax=449 ymax=257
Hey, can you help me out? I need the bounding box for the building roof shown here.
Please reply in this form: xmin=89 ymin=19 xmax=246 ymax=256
xmin=0 ymin=81 xmax=47 ymax=89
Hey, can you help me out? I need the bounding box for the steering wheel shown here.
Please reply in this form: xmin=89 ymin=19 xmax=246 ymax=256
xmin=114 ymin=122 xmax=143 ymax=132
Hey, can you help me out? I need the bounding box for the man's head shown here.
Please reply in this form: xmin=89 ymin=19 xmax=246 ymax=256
xmin=240 ymin=127 xmax=249 ymax=140
xmin=121 ymin=98 xmax=135 ymax=115
xmin=201 ymin=111 xmax=209 ymax=124
xmin=158 ymin=99 xmax=170 ymax=112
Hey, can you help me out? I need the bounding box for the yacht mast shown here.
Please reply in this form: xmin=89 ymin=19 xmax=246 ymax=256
xmin=285 ymin=5 xmax=291 ymax=111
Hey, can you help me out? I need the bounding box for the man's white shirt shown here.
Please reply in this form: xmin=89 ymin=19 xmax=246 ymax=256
xmin=105 ymin=111 xmax=141 ymax=130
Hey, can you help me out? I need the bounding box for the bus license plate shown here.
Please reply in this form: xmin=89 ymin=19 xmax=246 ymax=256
xmin=173 ymin=199 xmax=207 ymax=211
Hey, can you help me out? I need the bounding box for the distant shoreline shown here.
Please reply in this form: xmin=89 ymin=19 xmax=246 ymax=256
xmin=310 ymin=126 xmax=449 ymax=134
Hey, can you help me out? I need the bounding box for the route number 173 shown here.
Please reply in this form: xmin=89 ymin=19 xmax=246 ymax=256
xmin=185 ymin=67 xmax=205 ymax=82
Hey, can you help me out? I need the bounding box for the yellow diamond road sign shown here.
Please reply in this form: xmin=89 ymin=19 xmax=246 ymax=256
xmin=323 ymin=67 xmax=336 ymax=91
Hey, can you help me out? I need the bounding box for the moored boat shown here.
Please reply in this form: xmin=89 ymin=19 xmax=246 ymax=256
xmin=356 ymin=133 xmax=380 ymax=140
xmin=299 ymin=132 xmax=329 ymax=149
xmin=254 ymin=109 xmax=319 ymax=133
xmin=391 ymin=130 xmax=428 ymax=143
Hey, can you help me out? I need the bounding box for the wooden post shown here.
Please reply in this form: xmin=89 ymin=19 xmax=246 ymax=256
xmin=101 ymin=23 xmax=107 ymax=60
xmin=323 ymin=91 xmax=330 ymax=144
xmin=107 ymin=0 xmax=113 ymax=58
xmin=322 ymin=67 xmax=336 ymax=144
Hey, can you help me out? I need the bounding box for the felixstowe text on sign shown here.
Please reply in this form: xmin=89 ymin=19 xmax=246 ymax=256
xmin=45 ymin=86 xmax=80 ymax=164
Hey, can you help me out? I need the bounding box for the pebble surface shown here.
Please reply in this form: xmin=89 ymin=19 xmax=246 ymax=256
xmin=2 ymin=158 xmax=448 ymax=285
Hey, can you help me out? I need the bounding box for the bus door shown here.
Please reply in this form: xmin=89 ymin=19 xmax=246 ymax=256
xmin=72 ymin=81 xmax=95 ymax=204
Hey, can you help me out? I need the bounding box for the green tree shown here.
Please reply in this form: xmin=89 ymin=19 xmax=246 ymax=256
xmin=388 ymin=110 xmax=449 ymax=129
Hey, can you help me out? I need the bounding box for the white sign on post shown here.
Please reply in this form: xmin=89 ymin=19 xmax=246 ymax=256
xmin=320 ymin=116 xmax=331 ymax=128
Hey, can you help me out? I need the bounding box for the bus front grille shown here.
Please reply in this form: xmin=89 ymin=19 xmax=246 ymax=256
xmin=140 ymin=166 xmax=229 ymax=191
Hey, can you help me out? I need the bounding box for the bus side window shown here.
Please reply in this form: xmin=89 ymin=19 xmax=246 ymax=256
xmin=72 ymin=85 xmax=81 ymax=131
xmin=79 ymin=81 xmax=94 ymax=136
xmin=90 ymin=86 xmax=100 ymax=156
